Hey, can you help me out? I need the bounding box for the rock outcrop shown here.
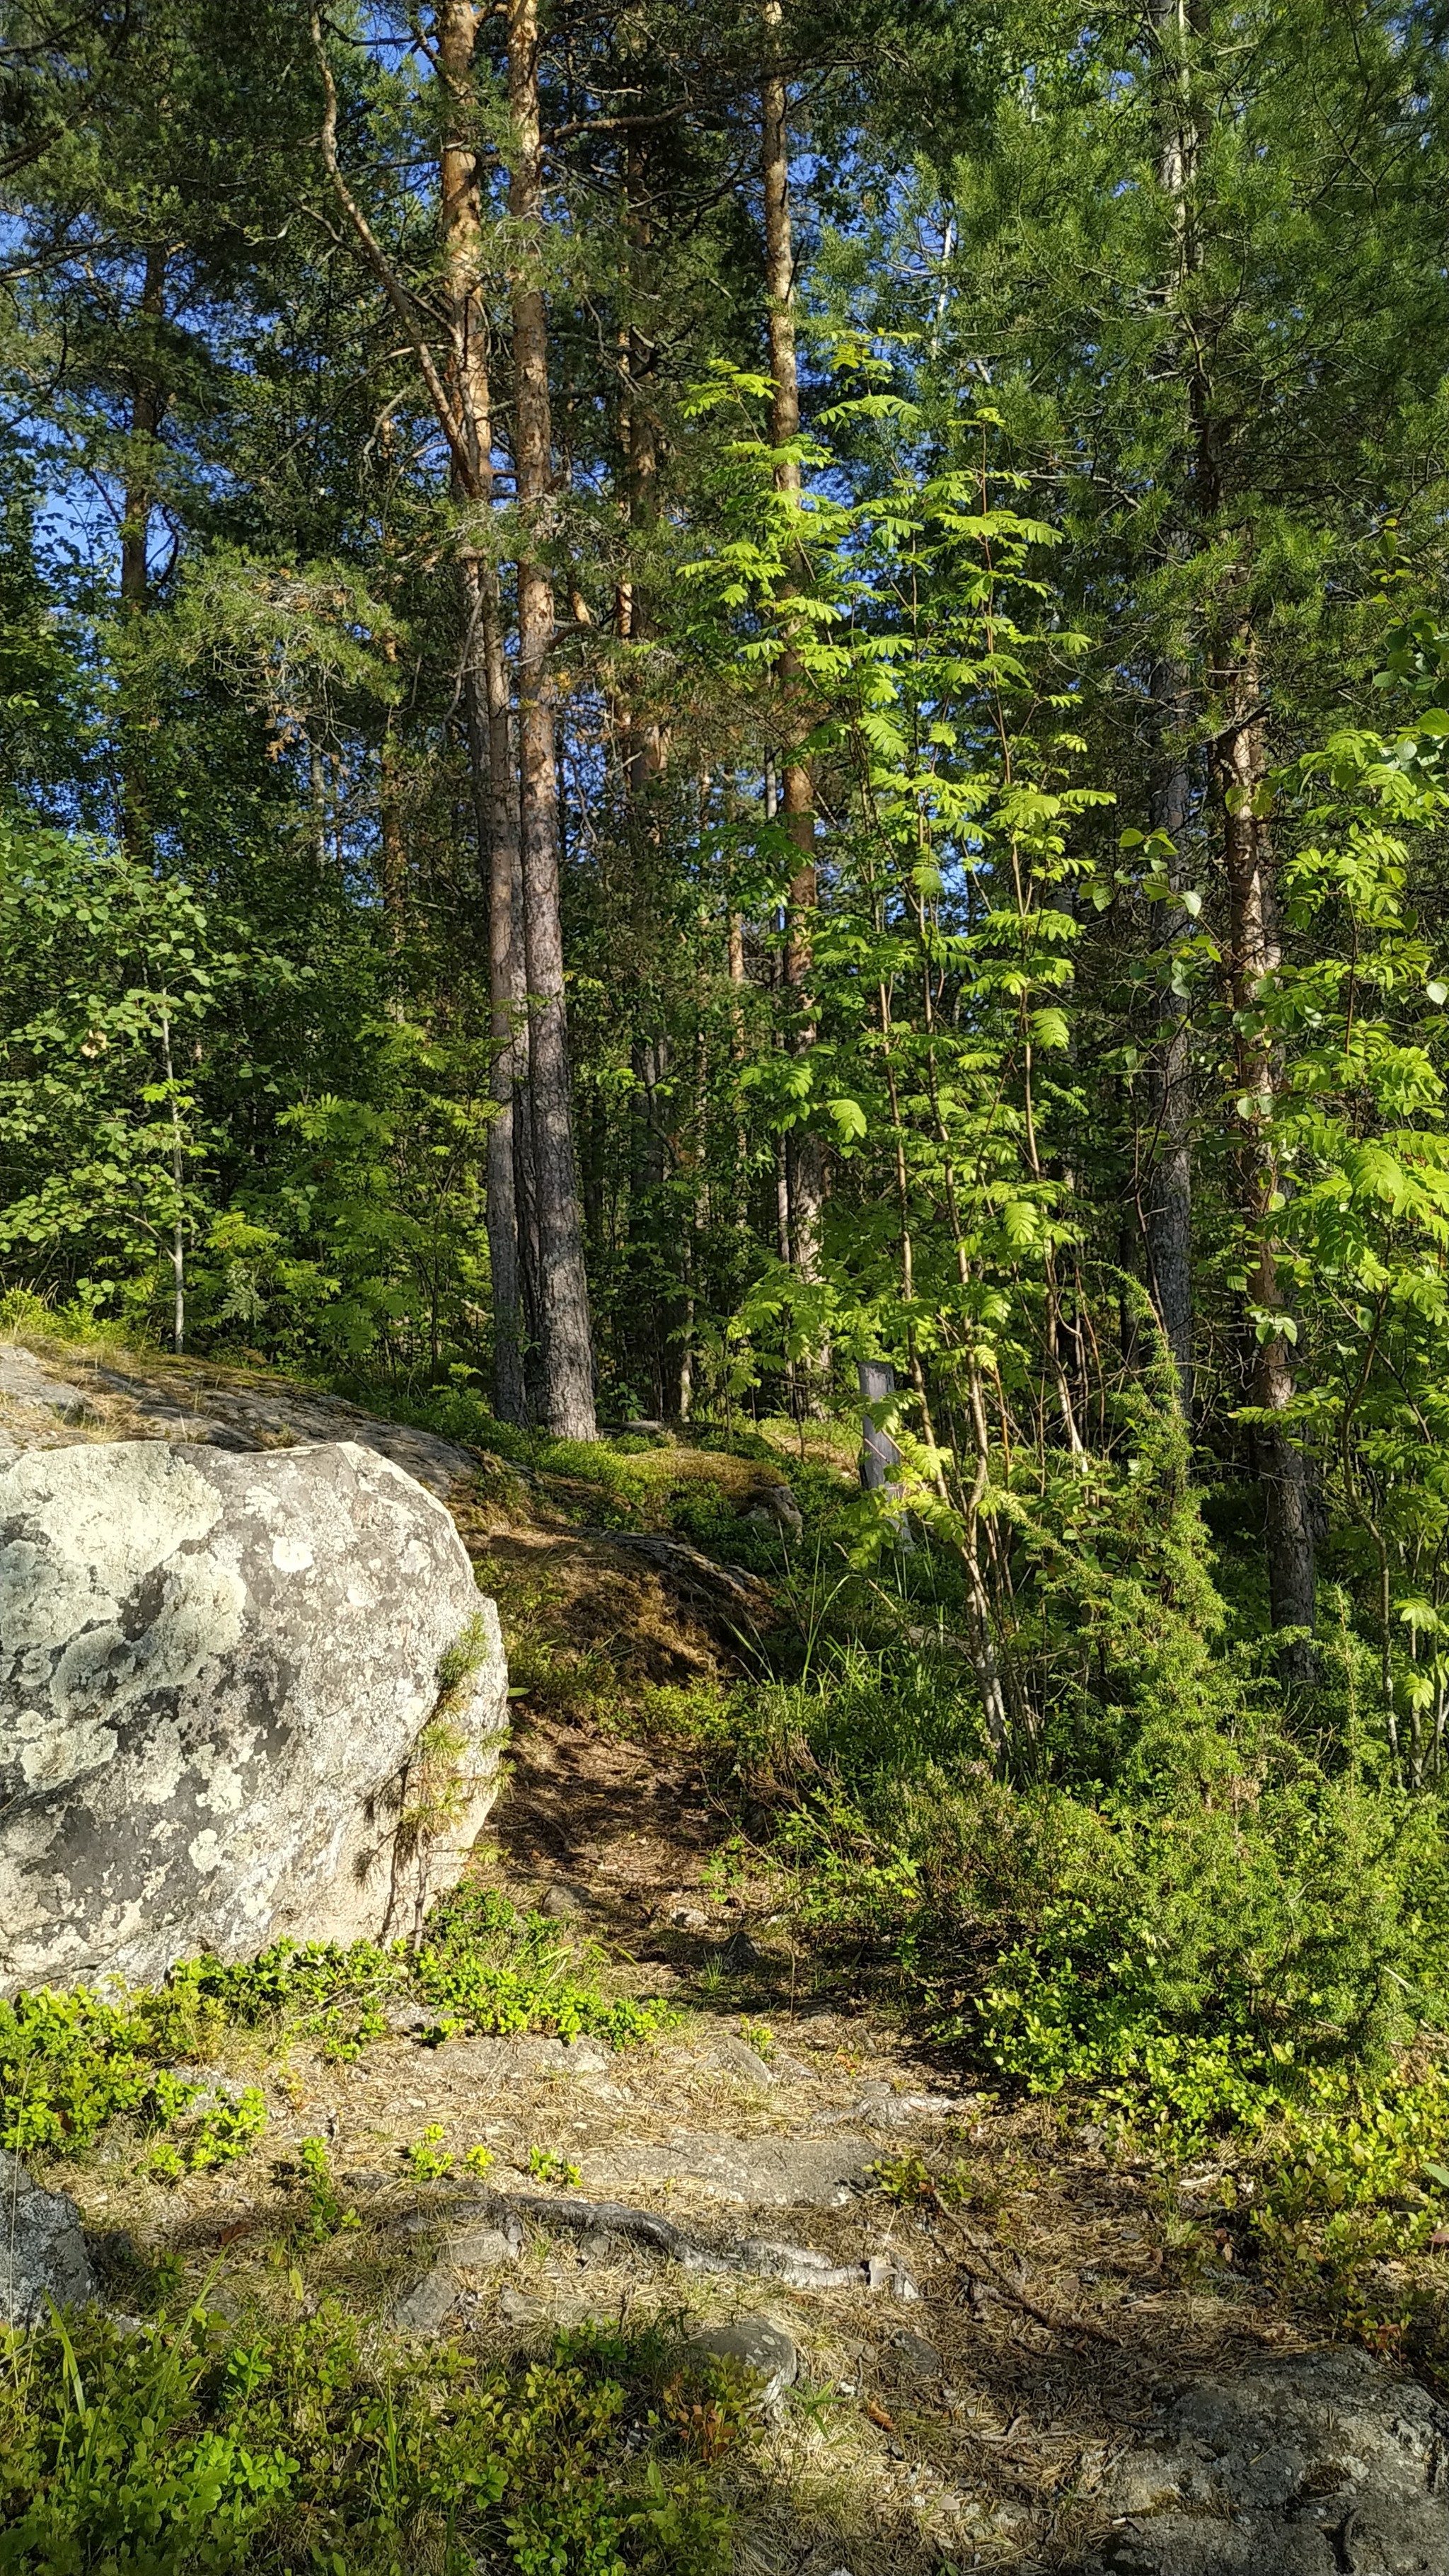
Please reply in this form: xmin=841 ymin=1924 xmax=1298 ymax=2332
xmin=0 ymin=1336 xmax=481 ymax=1499
xmin=0 ymin=2151 xmax=96 ymax=2323
xmin=1087 ymin=2345 xmax=1449 ymax=2575
xmin=0 ymin=1438 xmax=507 ymax=1994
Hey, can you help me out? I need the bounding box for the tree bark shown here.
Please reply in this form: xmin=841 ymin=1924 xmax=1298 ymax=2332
xmin=620 ymin=137 xmax=666 ymax=799
xmin=437 ymin=0 xmax=532 ymax=1424
xmin=1213 ymin=631 xmax=1316 ymax=1669
xmin=119 ymin=242 xmax=166 ymax=852
xmin=761 ymin=0 xmax=824 ymax=1301
xmin=1143 ymin=663 xmax=1194 ymax=1404
xmin=508 ymin=0 xmax=596 ymax=1436
xmin=1141 ymin=0 xmax=1196 ymax=1409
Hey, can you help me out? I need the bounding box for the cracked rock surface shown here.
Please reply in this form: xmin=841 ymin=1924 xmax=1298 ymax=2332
xmin=0 ymin=2150 xmax=96 ymax=2325
xmin=1085 ymin=2345 xmax=1449 ymax=2575
xmin=584 ymin=2127 xmax=879 ymax=2207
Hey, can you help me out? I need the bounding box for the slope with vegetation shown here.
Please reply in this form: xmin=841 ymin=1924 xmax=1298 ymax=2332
xmin=6 ymin=0 xmax=1449 ymax=2557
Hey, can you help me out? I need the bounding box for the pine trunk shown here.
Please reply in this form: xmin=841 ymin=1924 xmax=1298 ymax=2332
xmin=1213 ymin=632 xmax=1316 ymax=1668
xmin=120 ymin=243 xmax=166 ymax=852
xmin=1143 ymin=663 xmax=1194 ymax=1404
xmin=761 ymin=0 xmax=826 ymax=1334
xmin=508 ymin=0 xmax=596 ymax=1437
xmin=437 ymin=0 xmax=532 ymax=1423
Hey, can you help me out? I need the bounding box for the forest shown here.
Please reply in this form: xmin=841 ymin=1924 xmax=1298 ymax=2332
xmin=11 ymin=0 xmax=1449 ymax=2458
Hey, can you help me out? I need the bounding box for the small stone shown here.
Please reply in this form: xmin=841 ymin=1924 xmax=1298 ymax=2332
xmin=541 ymin=1880 xmax=596 ymax=1921
xmin=447 ymin=2224 xmax=522 ymax=2270
xmin=746 ymin=1483 xmax=804 ymax=1540
xmin=384 ymin=2002 xmax=429 ymax=2036
xmin=563 ymin=2037 xmax=610 ymax=2072
xmin=389 ymin=2263 xmax=458 ymax=2336
xmin=889 ymin=2329 xmax=942 ymax=2379
xmin=164 ymin=2064 xmax=255 ymax=2110
xmin=686 ymin=2315 xmax=798 ymax=2407
xmin=765 ymin=2047 xmax=814 ymax=2081
xmin=0 ymin=2151 xmax=95 ymax=2324
xmin=709 ymin=2035 xmax=777 ymax=2087
xmin=498 ymin=2284 xmax=543 ymax=2322
xmin=720 ymin=1928 xmax=762 ymax=1973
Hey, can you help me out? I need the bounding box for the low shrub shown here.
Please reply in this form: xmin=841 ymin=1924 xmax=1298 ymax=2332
xmin=0 ymin=1887 xmax=674 ymax=2163
xmin=0 ymin=2301 xmax=734 ymax=2575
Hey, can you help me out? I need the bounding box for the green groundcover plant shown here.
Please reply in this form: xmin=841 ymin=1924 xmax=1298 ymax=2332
xmin=0 ymin=2304 xmax=736 ymax=2576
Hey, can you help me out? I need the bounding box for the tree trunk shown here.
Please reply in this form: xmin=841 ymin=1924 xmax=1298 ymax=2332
xmin=508 ymin=0 xmax=596 ymax=1436
xmin=761 ymin=0 xmax=825 ymax=1300
xmin=1143 ymin=662 xmax=1194 ymax=1404
xmin=437 ymin=0 xmax=532 ymax=1422
xmin=120 ymin=243 xmax=166 ymax=853
xmin=1213 ymin=630 xmax=1316 ymax=1669
xmin=1141 ymin=0 xmax=1196 ymax=1410
xmin=620 ymin=137 xmax=666 ymax=800
xmin=379 ymin=631 xmax=407 ymax=951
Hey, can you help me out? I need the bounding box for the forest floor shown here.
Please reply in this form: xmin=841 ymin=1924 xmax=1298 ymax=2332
xmin=1 ymin=1335 xmax=1342 ymax=2572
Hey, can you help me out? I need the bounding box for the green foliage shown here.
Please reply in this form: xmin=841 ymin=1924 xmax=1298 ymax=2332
xmin=526 ymin=2146 xmax=583 ymax=2188
xmin=0 ymin=2304 xmax=734 ymax=2576
xmin=0 ymin=1889 xmax=671 ymax=2166
xmin=294 ymin=2138 xmax=358 ymax=2242
xmin=0 ymin=1974 xmax=233 ymax=2160
xmin=404 ymin=2124 xmax=454 ymax=2182
xmin=148 ymin=2086 xmax=268 ymax=2184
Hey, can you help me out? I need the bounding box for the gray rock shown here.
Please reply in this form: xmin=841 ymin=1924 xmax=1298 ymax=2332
xmin=539 ymin=1878 xmax=597 ymax=1921
xmin=440 ymin=2033 xmax=609 ymax=2079
xmin=746 ymin=1484 xmax=804 ymax=1541
xmin=0 ymin=1439 xmax=508 ymax=1993
xmin=0 ymin=1346 xmax=88 ymax=1422
xmin=587 ymin=2129 xmax=875 ymax=2208
xmin=498 ymin=2284 xmax=545 ymax=2323
xmin=709 ymin=2035 xmax=778 ymax=2087
xmin=1086 ymin=2347 xmax=1449 ymax=2575
xmin=887 ymin=2328 xmax=942 ymax=2379
xmin=0 ymin=2149 xmax=96 ymax=2323
xmin=390 ymin=2263 xmax=461 ymax=2335
xmin=687 ymin=2315 xmax=797 ymax=2406
xmin=447 ymin=2211 xmax=524 ymax=2269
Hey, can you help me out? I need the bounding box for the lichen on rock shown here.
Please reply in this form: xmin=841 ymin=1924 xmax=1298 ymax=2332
xmin=0 ymin=1438 xmax=509 ymax=1994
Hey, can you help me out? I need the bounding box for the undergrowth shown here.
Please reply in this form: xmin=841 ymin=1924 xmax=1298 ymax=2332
xmin=0 ymin=2301 xmax=737 ymax=2576
xmin=0 ymin=1885 xmax=674 ymax=2163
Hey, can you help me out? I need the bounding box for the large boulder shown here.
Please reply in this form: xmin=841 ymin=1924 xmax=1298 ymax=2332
xmin=0 ymin=1439 xmax=508 ymax=1994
